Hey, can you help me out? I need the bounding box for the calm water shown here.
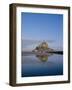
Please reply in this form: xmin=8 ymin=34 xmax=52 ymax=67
xmin=21 ymin=54 xmax=63 ymax=77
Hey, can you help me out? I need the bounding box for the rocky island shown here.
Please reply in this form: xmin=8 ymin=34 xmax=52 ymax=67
xmin=32 ymin=41 xmax=54 ymax=53
xmin=22 ymin=41 xmax=63 ymax=56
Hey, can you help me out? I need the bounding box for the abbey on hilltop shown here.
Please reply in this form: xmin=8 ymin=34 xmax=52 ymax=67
xmin=32 ymin=41 xmax=54 ymax=53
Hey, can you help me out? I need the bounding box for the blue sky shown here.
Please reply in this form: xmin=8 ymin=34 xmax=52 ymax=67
xmin=21 ymin=12 xmax=63 ymax=51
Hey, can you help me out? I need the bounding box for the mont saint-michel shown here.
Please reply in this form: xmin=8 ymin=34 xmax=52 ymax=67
xmin=22 ymin=41 xmax=63 ymax=55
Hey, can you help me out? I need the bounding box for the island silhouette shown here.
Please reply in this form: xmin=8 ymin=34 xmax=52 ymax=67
xmin=22 ymin=41 xmax=63 ymax=56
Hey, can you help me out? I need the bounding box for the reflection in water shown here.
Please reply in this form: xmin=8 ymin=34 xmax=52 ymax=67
xmin=22 ymin=54 xmax=63 ymax=77
xmin=36 ymin=53 xmax=53 ymax=62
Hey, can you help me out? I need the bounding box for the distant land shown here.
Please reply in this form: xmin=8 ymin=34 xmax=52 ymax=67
xmin=22 ymin=51 xmax=63 ymax=56
xmin=22 ymin=41 xmax=63 ymax=55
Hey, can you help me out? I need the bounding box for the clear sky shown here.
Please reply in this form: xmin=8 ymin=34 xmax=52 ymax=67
xmin=21 ymin=12 xmax=63 ymax=51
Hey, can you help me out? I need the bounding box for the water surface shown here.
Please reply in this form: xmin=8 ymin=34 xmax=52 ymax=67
xmin=21 ymin=54 xmax=63 ymax=77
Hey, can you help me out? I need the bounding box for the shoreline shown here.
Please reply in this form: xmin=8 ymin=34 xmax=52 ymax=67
xmin=22 ymin=51 xmax=63 ymax=55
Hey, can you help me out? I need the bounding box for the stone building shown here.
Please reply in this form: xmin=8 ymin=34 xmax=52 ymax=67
xmin=33 ymin=41 xmax=54 ymax=53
